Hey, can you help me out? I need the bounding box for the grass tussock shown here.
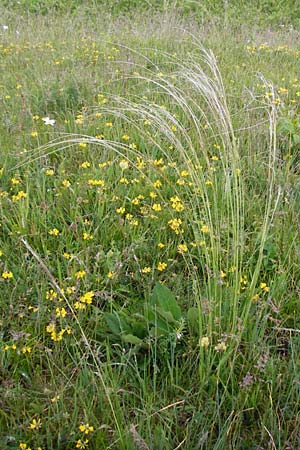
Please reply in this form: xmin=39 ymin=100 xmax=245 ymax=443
xmin=1 ymin=6 xmax=300 ymax=450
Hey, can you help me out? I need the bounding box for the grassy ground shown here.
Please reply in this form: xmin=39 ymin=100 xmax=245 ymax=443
xmin=1 ymin=4 xmax=300 ymax=450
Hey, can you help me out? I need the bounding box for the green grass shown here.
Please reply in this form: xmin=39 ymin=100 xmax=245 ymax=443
xmin=1 ymin=4 xmax=300 ymax=450
xmin=3 ymin=0 xmax=300 ymax=26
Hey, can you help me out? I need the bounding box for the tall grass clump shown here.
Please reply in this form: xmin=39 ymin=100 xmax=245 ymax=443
xmin=12 ymin=41 xmax=284 ymax=446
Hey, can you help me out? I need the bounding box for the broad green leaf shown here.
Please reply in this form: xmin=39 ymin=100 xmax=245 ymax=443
xmin=121 ymin=334 xmax=142 ymax=345
xmin=293 ymin=133 xmax=300 ymax=145
xmin=104 ymin=312 xmax=121 ymax=335
xmin=150 ymin=282 xmax=182 ymax=321
xmin=155 ymin=306 xmax=177 ymax=324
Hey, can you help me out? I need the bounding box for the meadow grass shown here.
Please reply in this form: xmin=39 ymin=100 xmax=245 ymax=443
xmin=1 ymin=5 xmax=300 ymax=450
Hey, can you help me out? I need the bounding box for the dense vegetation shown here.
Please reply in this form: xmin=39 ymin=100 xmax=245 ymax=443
xmin=1 ymin=2 xmax=300 ymax=449
xmin=3 ymin=0 xmax=300 ymax=26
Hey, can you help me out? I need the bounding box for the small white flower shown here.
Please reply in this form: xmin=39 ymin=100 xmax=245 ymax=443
xmin=42 ymin=116 xmax=56 ymax=126
xmin=3 ymin=25 xmax=8 ymax=31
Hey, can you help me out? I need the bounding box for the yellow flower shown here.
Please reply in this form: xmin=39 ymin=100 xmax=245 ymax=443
xmin=180 ymin=170 xmax=189 ymax=177
xmin=55 ymin=307 xmax=67 ymax=318
xmin=75 ymin=270 xmax=86 ymax=279
xmin=141 ymin=266 xmax=151 ymax=273
xmin=87 ymin=179 xmax=105 ymax=186
xmin=62 ymin=179 xmax=71 ymax=187
xmin=46 ymin=289 xmax=57 ymax=300
xmin=131 ymin=197 xmax=141 ymax=205
xmin=28 ymin=418 xmax=42 ymax=430
xmin=260 ymin=282 xmax=270 ymax=292
xmin=45 ymin=169 xmax=54 ymax=176
xmin=215 ymin=342 xmax=227 ymax=352
xmin=51 ymin=395 xmax=60 ymax=403
xmin=66 ymin=286 xmax=75 ymax=295
xmin=81 ymin=161 xmax=90 ymax=169
xmin=153 ymin=180 xmax=162 ymax=188
xmin=46 ymin=323 xmax=55 ymax=333
xmin=12 ymin=190 xmax=27 ymax=201
xmin=79 ymin=423 xmax=94 ymax=434
xmin=200 ymin=336 xmax=209 ymax=348
xmin=107 ymin=271 xmax=115 ymax=279
xmin=31 ymin=131 xmax=38 ymax=137
xmin=74 ymin=301 xmax=86 ymax=310
xmin=116 ymin=207 xmax=125 ymax=215
xmin=201 ymin=225 xmax=210 ymax=234
xmin=157 ymin=242 xmax=165 ymax=249
xmin=177 ymin=243 xmax=188 ymax=254
xmin=170 ymin=196 xmax=184 ymax=212
xmin=11 ymin=177 xmax=20 ymax=185
xmin=83 ymin=233 xmax=93 ymax=241
xmin=48 ymin=228 xmax=60 ymax=236
xmin=76 ymin=439 xmax=89 ymax=449
xmin=80 ymin=291 xmax=94 ymax=304
xmin=2 ymin=271 xmax=13 ymax=279
xmin=21 ymin=346 xmax=32 ymax=354
xmin=168 ymin=218 xmax=183 ymax=235
xmin=157 ymin=262 xmax=167 ymax=271
xmin=152 ymin=203 xmax=162 ymax=212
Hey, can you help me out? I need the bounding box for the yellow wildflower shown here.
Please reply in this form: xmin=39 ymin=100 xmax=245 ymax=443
xmin=157 ymin=262 xmax=167 ymax=271
xmin=75 ymin=270 xmax=86 ymax=279
xmin=83 ymin=233 xmax=93 ymax=241
xmin=200 ymin=336 xmax=210 ymax=348
xmin=48 ymin=228 xmax=60 ymax=236
xmin=201 ymin=225 xmax=210 ymax=234
xmin=12 ymin=190 xmax=27 ymax=201
xmin=152 ymin=203 xmax=162 ymax=212
xmin=28 ymin=418 xmax=42 ymax=430
xmin=177 ymin=243 xmax=188 ymax=254
xmin=2 ymin=271 xmax=13 ymax=279
xmin=80 ymin=291 xmax=94 ymax=304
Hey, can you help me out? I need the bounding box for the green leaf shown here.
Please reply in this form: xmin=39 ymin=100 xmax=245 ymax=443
xmin=144 ymin=305 xmax=171 ymax=332
xmin=121 ymin=334 xmax=142 ymax=345
xmin=155 ymin=306 xmax=177 ymax=324
xmin=149 ymin=326 xmax=168 ymax=338
xmin=104 ymin=312 xmax=121 ymax=336
xmin=292 ymin=133 xmax=300 ymax=145
xmin=150 ymin=282 xmax=182 ymax=321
